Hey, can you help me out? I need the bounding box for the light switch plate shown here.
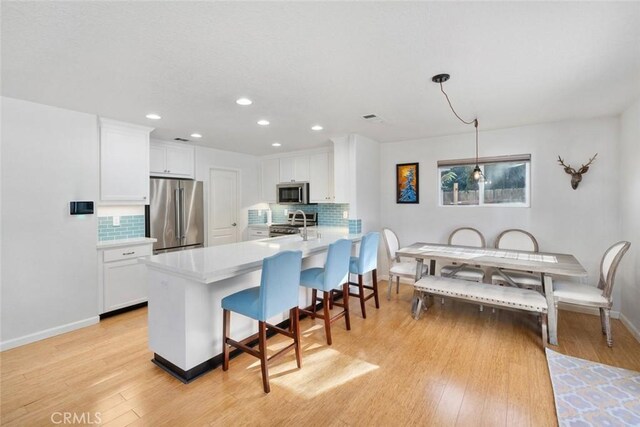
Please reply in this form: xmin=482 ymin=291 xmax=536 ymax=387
xmin=113 ymin=216 xmax=120 ymax=226
xmin=343 ymin=211 xmax=349 ymax=219
xmin=284 ymin=209 xmax=288 ymax=216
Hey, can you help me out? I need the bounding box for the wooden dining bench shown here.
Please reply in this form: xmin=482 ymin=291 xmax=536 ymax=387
xmin=413 ymin=275 xmax=549 ymax=346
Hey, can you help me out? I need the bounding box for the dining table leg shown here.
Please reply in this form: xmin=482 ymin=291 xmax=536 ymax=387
xmin=411 ymin=258 xmax=425 ymax=318
xmin=415 ymin=258 xmax=425 ymax=282
xmin=542 ymin=273 xmax=558 ymax=345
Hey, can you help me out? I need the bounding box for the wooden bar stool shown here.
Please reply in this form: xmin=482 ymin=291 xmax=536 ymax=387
xmin=348 ymin=232 xmax=380 ymax=318
xmin=221 ymin=250 xmax=303 ymax=393
xmin=299 ymin=239 xmax=352 ymax=345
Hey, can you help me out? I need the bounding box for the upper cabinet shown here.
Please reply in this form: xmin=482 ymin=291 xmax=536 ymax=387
xmin=309 ymin=151 xmax=334 ymax=202
xmin=100 ymin=118 xmax=153 ymax=204
xmin=279 ymin=155 xmax=310 ymax=183
xmin=262 ymin=149 xmax=335 ymax=203
xmin=149 ymin=139 xmax=195 ymax=179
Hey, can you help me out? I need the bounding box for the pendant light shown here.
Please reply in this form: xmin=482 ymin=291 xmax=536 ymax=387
xmin=432 ymin=73 xmax=484 ymax=181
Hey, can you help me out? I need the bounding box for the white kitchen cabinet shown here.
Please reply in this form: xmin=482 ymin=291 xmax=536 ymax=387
xmin=98 ymin=241 xmax=154 ymax=314
xmin=261 ymin=158 xmax=280 ymax=202
xmin=279 ymin=155 xmax=310 ymax=182
xmin=149 ymin=140 xmax=195 ymax=179
xmin=100 ymin=118 xmax=153 ymax=204
xmin=248 ymin=225 xmax=270 ymax=240
xmin=309 ymin=151 xmax=334 ymax=202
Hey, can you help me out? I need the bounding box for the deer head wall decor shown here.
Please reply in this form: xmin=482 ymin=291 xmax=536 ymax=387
xmin=557 ymin=153 xmax=598 ymax=190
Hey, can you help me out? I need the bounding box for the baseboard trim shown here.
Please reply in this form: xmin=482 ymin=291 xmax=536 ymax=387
xmin=619 ymin=313 xmax=640 ymax=343
xmin=0 ymin=316 xmax=100 ymax=352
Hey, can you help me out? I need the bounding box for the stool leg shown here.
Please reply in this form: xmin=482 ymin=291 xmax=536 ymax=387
xmin=372 ymin=269 xmax=380 ymax=309
xmin=343 ymin=282 xmax=351 ymax=331
xmin=222 ymin=309 xmax=230 ymax=371
xmin=292 ymin=307 xmax=302 ymax=368
xmin=311 ymin=289 xmax=317 ymax=317
xmin=323 ymin=291 xmax=332 ymax=345
xmin=358 ymin=274 xmax=367 ymax=319
xmin=258 ymin=321 xmax=270 ymax=393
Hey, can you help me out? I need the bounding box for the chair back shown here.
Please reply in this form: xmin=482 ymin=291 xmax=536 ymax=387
xmin=323 ymin=239 xmax=352 ymax=291
xmin=598 ymin=241 xmax=631 ymax=300
xmin=495 ymin=229 xmax=539 ymax=252
xmin=259 ymin=250 xmax=303 ymax=320
xmin=448 ymin=227 xmax=485 ymax=248
xmin=355 ymin=232 xmax=380 ymax=274
xmin=383 ymin=228 xmax=400 ymax=263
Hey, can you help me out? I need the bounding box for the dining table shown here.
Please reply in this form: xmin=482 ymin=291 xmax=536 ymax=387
xmin=395 ymin=242 xmax=588 ymax=346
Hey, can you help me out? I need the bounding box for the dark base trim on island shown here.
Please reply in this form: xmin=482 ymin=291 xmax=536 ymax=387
xmin=152 ymin=316 xmax=293 ymax=384
xmin=151 ymin=298 xmax=338 ymax=383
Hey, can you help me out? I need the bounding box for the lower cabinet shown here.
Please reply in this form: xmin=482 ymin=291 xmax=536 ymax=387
xmin=98 ymin=242 xmax=153 ymax=314
xmin=248 ymin=226 xmax=269 ymax=240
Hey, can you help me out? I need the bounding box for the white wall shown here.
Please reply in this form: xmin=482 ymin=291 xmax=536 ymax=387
xmin=354 ymin=134 xmax=381 ymax=233
xmin=1 ymin=97 xmax=100 ymax=350
xmin=194 ymin=145 xmax=262 ymax=243
xmin=379 ymin=117 xmax=623 ymax=309
xmin=619 ymin=98 xmax=640 ymax=337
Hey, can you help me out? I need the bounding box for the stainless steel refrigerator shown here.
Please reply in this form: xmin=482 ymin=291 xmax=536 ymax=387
xmin=147 ymin=178 xmax=204 ymax=253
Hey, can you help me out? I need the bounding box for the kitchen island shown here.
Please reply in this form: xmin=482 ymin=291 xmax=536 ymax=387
xmin=140 ymin=229 xmax=363 ymax=382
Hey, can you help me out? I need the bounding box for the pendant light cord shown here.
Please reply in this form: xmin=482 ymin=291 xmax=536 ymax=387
xmin=438 ymin=82 xmax=480 ymax=165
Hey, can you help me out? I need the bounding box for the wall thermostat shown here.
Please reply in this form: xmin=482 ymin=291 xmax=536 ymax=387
xmin=70 ymin=201 xmax=94 ymax=215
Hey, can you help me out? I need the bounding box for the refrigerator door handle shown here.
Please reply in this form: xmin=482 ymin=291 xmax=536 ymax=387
xmin=180 ymin=187 xmax=186 ymax=240
xmin=174 ymin=188 xmax=181 ymax=240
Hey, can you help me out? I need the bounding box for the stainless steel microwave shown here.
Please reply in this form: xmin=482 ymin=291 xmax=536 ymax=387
xmin=276 ymin=182 xmax=309 ymax=204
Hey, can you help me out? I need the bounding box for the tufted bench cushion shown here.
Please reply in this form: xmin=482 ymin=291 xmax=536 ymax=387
xmin=414 ymin=275 xmax=547 ymax=313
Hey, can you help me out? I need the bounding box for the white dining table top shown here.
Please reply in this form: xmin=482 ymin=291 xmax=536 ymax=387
xmin=396 ymin=242 xmax=588 ymax=277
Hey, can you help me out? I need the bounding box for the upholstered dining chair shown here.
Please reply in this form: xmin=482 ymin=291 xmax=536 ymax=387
xmin=553 ymin=241 xmax=630 ymax=347
xmin=440 ymin=227 xmax=486 ymax=281
xmin=440 ymin=227 xmax=486 ymax=310
xmin=383 ymin=228 xmax=428 ymax=300
xmin=491 ymin=229 xmax=542 ymax=288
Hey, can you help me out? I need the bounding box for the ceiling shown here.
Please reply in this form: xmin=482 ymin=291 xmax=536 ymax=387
xmin=2 ymin=2 xmax=640 ymax=155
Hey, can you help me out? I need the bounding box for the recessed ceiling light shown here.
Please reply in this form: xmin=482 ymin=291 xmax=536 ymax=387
xmin=190 ymin=133 xmax=202 ymax=138
xmin=257 ymin=120 xmax=270 ymax=126
xmin=145 ymin=113 xmax=162 ymax=120
xmin=236 ymin=98 xmax=253 ymax=106
xmin=311 ymin=125 xmax=323 ymax=131
xmin=272 ymin=142 xmax=281 ymax=147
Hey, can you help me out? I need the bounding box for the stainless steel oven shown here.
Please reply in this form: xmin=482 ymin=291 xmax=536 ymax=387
xmin=276 ymin=182 xmax=309 ymax=204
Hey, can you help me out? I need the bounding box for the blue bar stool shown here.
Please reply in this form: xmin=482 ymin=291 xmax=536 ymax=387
xmin=349 ymin=232 xmax=380 ymax=318
xmin=221 ymin=250 xmax=302 ymax=393
xmin=299 ymin=239 xmax=352 ymax=345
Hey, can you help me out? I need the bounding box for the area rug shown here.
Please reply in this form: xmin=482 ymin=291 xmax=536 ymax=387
xmin=546 ymin=348 xmax=640 ymax=426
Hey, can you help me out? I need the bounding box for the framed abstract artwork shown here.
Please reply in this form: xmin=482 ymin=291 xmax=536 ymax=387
xmin=396 ymin=163 xmax=419 ymax=204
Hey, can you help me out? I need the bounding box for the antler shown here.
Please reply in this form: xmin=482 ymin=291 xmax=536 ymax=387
xmin=557 ymin=156 xmax=576 ymax=175
xmin=577 ymin=153 xmax=598 ymax=174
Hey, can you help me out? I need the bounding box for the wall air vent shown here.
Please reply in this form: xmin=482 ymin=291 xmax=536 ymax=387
xmin=174 ymin=137 xmax=190 ymax=142
xmin=362 ymin=114 xmax=384 ymax=123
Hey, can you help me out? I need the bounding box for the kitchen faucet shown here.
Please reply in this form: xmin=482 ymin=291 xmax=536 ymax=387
xmin=292 ymin=210 xmax=308 ymax=241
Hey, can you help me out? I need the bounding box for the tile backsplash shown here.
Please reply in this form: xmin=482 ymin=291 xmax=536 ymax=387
xmin=98 ymin=215 xmax=145 ymax=241
xmin=248 ymin=204 xmax=350 ymax=228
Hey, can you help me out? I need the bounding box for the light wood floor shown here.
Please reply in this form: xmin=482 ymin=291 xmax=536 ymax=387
xmin=2 ymin=284 xmax=640 ymax=427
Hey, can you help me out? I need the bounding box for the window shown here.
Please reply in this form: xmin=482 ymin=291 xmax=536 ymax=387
xmin=438 ymin=155 xmax=530 ymax=207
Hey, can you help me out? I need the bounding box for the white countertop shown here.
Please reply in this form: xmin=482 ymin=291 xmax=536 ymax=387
xmin=140 ymin=228 xmax=362 ymax=283
xmin=97 ymin=237 xmax=157 ymax=249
